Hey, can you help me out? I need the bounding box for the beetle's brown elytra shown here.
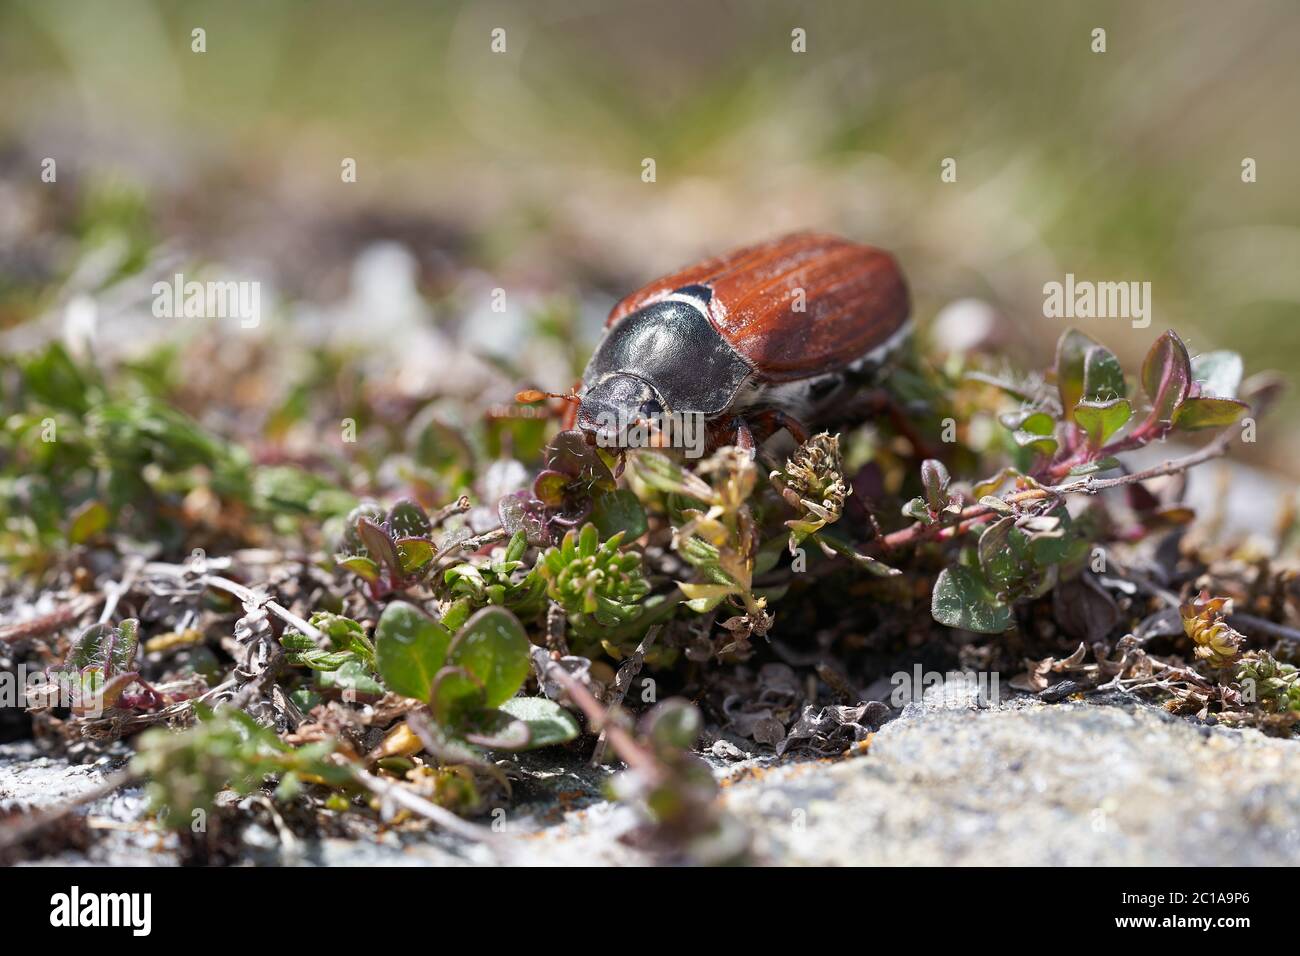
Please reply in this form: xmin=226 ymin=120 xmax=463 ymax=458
xmin=577 ymin=232 xmax=912 ymax=454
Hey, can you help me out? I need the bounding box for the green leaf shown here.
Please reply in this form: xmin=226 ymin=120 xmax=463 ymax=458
xmin=442 ymin=597 xmax=472 ymax=633
xmin=1190 ymin=350 xmax=1243 ymax=400
xmin=1021 ymin=506 xmax=1073 ymax=565
xmin=338 ymin=554 xmax=381 ymax=583
xmin=590 ymin=488 xmax=648 ymax=540
xmin=931 ymin=566 xmax=1013 ymax=634
xmin=280 ymin=631 xmax=317 ymax=652
xmin=678 ymin=582 xmax=736 ymax=612
xmin=577 ymin=523 xmax=599 ymax=559
xmin=462 ymin=709 xmax=532 ymax=750
xmin=533 ymin=470 xmax=570 ymax=507
xmin=356 ymin=517 xmax=401 ymax=574
xmin=292 ymin=649 xmax=356 ymax=671
xmin=430 ymin=666 xmax=486 ymax=726
xmin=977 ymin=517 xmax=1029 ymax=590
xmin=754 ymin=535 xmax=787 ymax=576
xmin=446 ymin=606 xmax=531 ymax=707
xmin=1055 ymin=329 xmax=1100 ymax=424
xmin=999 ymin=409 xmax=1056 ymax=435
xmin=77 ymin=671 xmax=138 ymax=714
xmin=20 ymin=342 xmax=93 ymax=414
xmin=1073 ymin=398 xmax=1132 ymax=448
xmin=644 ymin=699 xmax=703 ymax=749
xmin=395 ymin=537 xmax=435 ymax=574
xmin=310 ymin=612 xmax=370 ymax=652
xmin=1140 ymin=330 xmax=1191 ymax=425
xmin=504 ymin=530 xmax=528 ymax=564
xmin=1173 ymin=396 xmax=1249 ymax=431
xmin=628 ymin=450 xmax=713 ymax=500
xmin=65 ymin=619 xmax=140 ymax=675
xmin=1082 ymin=345 xmax=1126 ymax=402
xmin=1000 ymin=409 xmax=1058 ymax=457
xmin=374 ymin=601 xmax=452 ymax=701
xmin=816 ymin=532 xmax=902 ymax=577
xmin=67 ymin=500 xmax=110 ymax=545
xmin=901 ymin=496 xmax=932 ymax=523
xmin=1011 ymin=429 xmax=1058 ymax=457
xmin=964 ymin=370 xmax=1035 ymax=402
xmin=341 ymin=502 xmax=386 ymax=553
xmin=317 ymin=658 xmax=384 ymax=698
xmin=497 ymin=697 xmax=580 ymax=748
xmin=920 ymin=459 xmax=950 ymax=512
xmin=386 ymin=498 xmax=432 ymax=539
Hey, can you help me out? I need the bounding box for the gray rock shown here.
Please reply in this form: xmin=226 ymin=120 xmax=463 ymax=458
xmin=724 ymin=696 xmax=1300 ymax=866
xmin=5 ymin=697 xmax=1299 ymax=865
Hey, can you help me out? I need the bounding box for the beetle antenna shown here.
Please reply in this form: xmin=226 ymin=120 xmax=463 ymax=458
xmin=516 ymin=388 xmax=580 ymax=406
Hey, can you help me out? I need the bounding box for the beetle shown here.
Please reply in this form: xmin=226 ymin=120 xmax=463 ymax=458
xmin=527 ymin=232 xmax=912 ymax=455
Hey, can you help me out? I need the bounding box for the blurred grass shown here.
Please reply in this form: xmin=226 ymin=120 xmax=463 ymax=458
xmin=1 ymin=0 xmax=1297 ymax=467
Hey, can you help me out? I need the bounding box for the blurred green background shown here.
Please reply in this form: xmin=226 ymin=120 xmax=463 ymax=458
xmin=2 ymin=0 xmax=1297 ymax=469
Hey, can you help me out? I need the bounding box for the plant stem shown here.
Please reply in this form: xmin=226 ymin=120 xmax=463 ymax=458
xmin=350 ymin=765 xmax=503 ymax=851
xmin=1227 ymin=612 xmax=1300 ymax=646
xmin=543 ymin=662 xmax=661 ymax=781
xmin=98 ymin=556 xmax=144 ymax=624
xmin=591 ymin=625 xmax=661 ymax=765
xmin=204 ymin=575 xmax=326 ymax=644
xmin=881 ymin=428 xmax=1236 ymax=552
xmin=0 ymin=595 xmax=102 ymax=644
xmin=144 ymin=560 xmax=326 ymax=643
xmin=434 ymin=526 xmax=508 ymax=567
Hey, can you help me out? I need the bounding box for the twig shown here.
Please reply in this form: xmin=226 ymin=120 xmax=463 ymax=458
xmin=545 ymin=600 xmax=569 ymax=655
xmin=591 ymin=625 xmax=661 ymax=765
xmin=434 ymin=527 xmax=508 ymax=567
xmin=350 ymin=766 xmax=504 ymax=854
xmin=0 ymin=594 xmax=102 ymax=644
xmin=881 ymin=429 xmax=1237 ymax=551
xmin=1107 ymin=566 xmax=1300 ymax=646
xmin=1228 ymin=612 xmax=1300 ymax=646
xmin=204 ymin=575 xmax=326 ymax=643
xmin=430 ymin=495 xmax=472 ymax=526
xmin=144 ymin=560 xmax=326 ymax=644
xmin=543 ymin=662 xmax=661 ymax=781
xmin=98 ymin=556 xmax=145 ymax=624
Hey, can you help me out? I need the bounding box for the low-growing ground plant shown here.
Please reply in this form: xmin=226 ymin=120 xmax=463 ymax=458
xmin=5 ymin=319 xmax=1294 ymax=865
xmin=373 ymin=601 xmax=578 ymax=751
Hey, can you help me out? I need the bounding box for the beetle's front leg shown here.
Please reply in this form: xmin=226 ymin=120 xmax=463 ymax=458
xmin=746 ymin=408 xmax=810 ymax=447
xmin=707 ymin=414 xmax=756 ymax=455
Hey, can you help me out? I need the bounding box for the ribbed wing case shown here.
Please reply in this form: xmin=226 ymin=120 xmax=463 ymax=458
xmin=606 ymin=232 xmax=910 ymax=382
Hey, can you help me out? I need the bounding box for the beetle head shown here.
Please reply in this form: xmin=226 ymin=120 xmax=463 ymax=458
xmin=577 ymin=373 xmax=667 ymax=448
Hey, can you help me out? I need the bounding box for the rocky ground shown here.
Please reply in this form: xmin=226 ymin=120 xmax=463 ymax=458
xmin=6 ymin=683 xmax=1299 ymax=866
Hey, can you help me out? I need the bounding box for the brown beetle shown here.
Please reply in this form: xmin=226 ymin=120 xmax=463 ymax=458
xmin=533 ymin=232 xmax=911 ymax=454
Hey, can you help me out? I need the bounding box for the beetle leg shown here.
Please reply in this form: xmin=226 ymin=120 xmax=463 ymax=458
xmin=708 ymin=414 xmax=756 ymax=455
xmin=863 ymin=388 xmax=940 ymax=460
xmin=746 ymin=409 xmax=810 ymax=447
